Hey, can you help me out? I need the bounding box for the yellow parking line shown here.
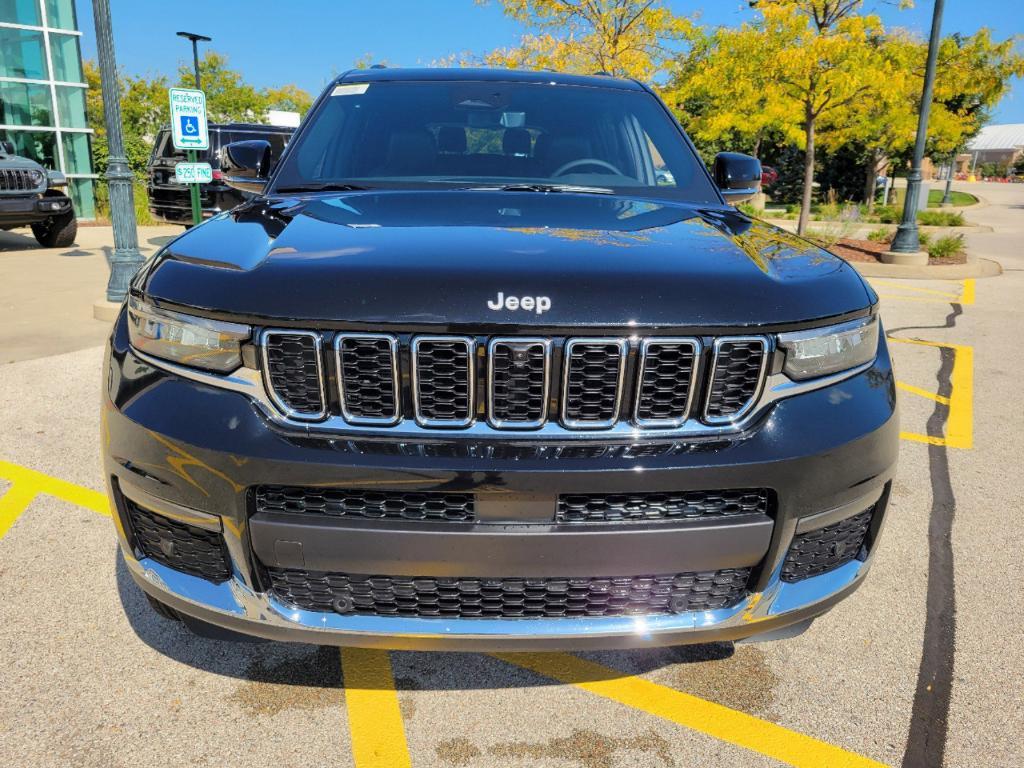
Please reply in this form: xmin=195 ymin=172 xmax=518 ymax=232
xmin=340 ymin=648 xmax=412 ymax=768
xmin=493 ymin=653 xmax=887 ymax=768
xmin=897 ymin=380 xmax=950 ymax=405
xmin=888 ymin=338 xmax=973 ymax=449
xmin=0 ymin=459 xmax=110 ymax=539
xmin=0 ymin=484 xmax=38 ymax=540
xmin=873 ymin=278 xmax=974 ymax=305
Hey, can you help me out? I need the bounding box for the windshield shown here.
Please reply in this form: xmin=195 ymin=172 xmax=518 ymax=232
xmin=271 ymin=80 xmax=719 ymax=203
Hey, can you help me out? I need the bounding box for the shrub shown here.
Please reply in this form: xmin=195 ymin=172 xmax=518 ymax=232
xmin=917 ymin=210 xmax=965 ymax=227
xmin=927 ymin=234 xmax=966 ymax=260
xmin=736 ymin=202 xmax=759 ymax=217
xmin=875 ymin=205 xmax=901 ymax=224
xmin=867 ymin=227 xmax=893 ymax=244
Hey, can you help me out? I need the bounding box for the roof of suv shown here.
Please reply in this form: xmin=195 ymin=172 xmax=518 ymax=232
xmin=335 ymin=67 xmax=645 ymax=91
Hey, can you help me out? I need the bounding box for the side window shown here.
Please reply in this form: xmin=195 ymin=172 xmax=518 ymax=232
xmin=646 ymin=132 xmax=676 ymax=187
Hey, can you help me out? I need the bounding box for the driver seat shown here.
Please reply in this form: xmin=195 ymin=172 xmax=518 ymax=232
xmin=535 ymin=134 xmax=593 ymax=176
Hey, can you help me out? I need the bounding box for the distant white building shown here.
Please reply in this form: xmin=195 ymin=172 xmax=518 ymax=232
xmin=957 ymin=123 xmax=1024 ymax=174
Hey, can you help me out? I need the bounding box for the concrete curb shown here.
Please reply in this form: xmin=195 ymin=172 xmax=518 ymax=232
xmin=852 ymin=257 xmax=1002 ymax=280
xmin=762 ymin=219 xmax=995 ymax=235
xmin=93 ymin=300 xmax=120 ymax=322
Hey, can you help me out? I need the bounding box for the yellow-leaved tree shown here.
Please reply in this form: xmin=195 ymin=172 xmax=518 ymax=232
xmin=673 ymin=0 xmax=891 ymax=234
xmin=479 ymin=0 xmax=694 ymax=81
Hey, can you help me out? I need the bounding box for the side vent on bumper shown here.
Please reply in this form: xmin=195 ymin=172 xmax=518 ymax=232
xmin=125 ymin=500 xmax=231 ymax=582
xmin=781 ymin=506 xmax=874 ymax=582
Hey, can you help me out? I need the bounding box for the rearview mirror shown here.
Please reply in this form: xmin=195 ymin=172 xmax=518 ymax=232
xmin=218 ymin=140 xmax=272 ymax=193
xmin=713 ymin=152 xmax=762 ymax=204
xmin=0 ymin=140 xmax=16 ymax=155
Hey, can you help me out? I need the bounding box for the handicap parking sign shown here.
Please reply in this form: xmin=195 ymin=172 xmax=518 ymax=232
xmin=168 ymin=88 xmax=209 ymax=151
xmin=180 ymin=115 xmax=199 ymax=137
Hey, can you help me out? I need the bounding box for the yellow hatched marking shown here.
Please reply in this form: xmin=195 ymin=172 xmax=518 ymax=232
xmin=889 ymin=338 xmax=973 ymax=449
xmin=0 ymin=484 xmax=38 ymax=540
xmin=897 ymin=381 xmax=950 ymax=405
xmin=493 ymin=653 xmax=888 ymax=768
xmin=340 ymin=648 xmax=412 ymax=768
xmin=0 ymin=459 xmax=110 ymax=539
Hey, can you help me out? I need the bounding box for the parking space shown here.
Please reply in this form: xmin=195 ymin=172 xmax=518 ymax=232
xmin=1 ymin=183 xmax=1022 ymax=767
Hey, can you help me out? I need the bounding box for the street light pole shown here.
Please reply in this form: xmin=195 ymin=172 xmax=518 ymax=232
xmin=941 ymin=154 xmax=956 ymax=207
xmin=176 ymin=31 xmax=211 ymax=89
xmin=92 ymin=0 xmax=143 ymax=302
xmin=887 ymin=0 xmax=946 ymax=258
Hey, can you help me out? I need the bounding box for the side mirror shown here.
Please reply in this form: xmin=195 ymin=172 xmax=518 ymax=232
xmin=218 ymin=140 xmax=272 ymax=193
xmin=0 ymin=140 xmax=16 ymax=155
xmin=714 ymin=152 xmax=762 ymax=204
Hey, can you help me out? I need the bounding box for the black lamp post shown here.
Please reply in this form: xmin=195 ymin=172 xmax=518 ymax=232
xmin=176 ymin=31 xmax=211 ymax=89
xmin=887 ymin=0 xmax=946 ymax=259
xmin=92 ymin=0 xmax=143 ymax=302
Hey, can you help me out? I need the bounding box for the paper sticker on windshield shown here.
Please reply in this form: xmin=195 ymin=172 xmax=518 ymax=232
xmin=331 ymin=83 xmax=370 ymax=97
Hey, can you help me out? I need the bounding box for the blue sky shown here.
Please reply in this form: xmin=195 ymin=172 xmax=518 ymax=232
xmin=77 ymin=0 xmax=1024 ymax=123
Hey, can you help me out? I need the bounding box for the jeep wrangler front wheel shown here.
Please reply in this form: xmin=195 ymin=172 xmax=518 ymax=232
xmin=31 ymin=207 xmax=77 ymax=248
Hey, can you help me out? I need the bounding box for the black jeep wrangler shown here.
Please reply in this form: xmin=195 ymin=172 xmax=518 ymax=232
xmin=103 ymin=69 xmax=897 ymax=650
xmin=0 ymin=141 xmax=77 ymax=247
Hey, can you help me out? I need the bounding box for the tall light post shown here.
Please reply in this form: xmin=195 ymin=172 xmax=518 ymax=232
xmin=176 ymin=31 xmax=211 ymax=89
xmin=175 ymin=32 xmax=211 ymax=227
xmin=92 ymin=0 xmax=144 ymax=303
xmin=940 ymin=154 xmax=956 ymax=207
xmin=885 ymin=0 xmax=946 ymax=263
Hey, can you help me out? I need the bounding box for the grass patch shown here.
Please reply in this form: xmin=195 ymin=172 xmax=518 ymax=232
xmin=866 ymin=227 xmax=892 ymax=244
xmin=927 ymin=189 xmax=977 ymax=207
xmin=926 ymin=233 xmax=965 ymax=260
xmin=917 ymin=209 xmax=965 ymax=227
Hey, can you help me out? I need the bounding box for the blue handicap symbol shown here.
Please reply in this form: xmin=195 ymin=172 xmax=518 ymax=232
xmin=179 ymin=115 xmax=199 ymax=137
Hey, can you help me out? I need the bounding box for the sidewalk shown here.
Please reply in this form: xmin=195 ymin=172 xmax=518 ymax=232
xmin=0 ymin=225 xmax=181 ymax=363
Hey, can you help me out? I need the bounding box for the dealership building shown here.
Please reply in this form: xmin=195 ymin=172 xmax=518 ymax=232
xmin=1 ymin=0 xmax=95 ymax=218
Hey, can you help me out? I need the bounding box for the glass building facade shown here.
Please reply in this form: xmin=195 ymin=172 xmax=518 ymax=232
xmin=1 ymin=0 xmax=95 ymax=218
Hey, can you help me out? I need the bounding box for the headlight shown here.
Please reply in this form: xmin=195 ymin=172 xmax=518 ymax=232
xmin=29 ymin=169 xmax=46 ymax=187
xmin=127 ymin=297 xmax=250 ymax=373
xmin=778 ymin=315 xmax=879 ymax=380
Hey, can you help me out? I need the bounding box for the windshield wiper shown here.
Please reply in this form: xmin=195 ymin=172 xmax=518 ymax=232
xmin=275 ymin=182 xmax=371 ymax=193
xmin=467 ymin=183 xmax=614 ymax=195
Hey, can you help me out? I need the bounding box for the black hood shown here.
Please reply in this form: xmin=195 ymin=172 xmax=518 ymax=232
xmin=140 ymin=190 xmax=872 ymax=329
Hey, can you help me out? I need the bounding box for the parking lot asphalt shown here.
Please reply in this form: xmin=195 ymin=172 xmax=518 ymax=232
xmin=1 ymin=183 xmax=1021 ymax=768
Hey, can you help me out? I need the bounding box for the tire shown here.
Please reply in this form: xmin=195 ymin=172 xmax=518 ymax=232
xmin=145 ymin=592 xmax=182 ymax=621
xmin=31 ymin=208 xmax=77 ymax=248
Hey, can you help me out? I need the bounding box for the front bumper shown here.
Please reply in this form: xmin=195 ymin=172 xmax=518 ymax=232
xmin=103 ymin=310 xmax=898 ymax=650
xmin=0 ymin=193 xmax=71 ymax=224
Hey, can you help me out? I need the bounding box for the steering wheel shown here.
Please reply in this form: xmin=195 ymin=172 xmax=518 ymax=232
xmin=552 ymin=158 xmax=624 ymax=177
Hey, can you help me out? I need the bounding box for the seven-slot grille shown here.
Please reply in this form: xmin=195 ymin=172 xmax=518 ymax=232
xmin=0 ymin=168 xmax=42 ymax=192
xmin=335 ymin=334 xmax=400 ymax=424
xmin=258 ymin=331 xmax=771 ymax=431
xmin=266 ymin=567 xmax=753 ymax=618
xmin=561 ymin=338 xmax=628 ymax=428
xmin=488 ymin=338 xmax=550 ymax=427
xmin=704 ymin=337 xmax=768 ymax=422
xmin=634 ymin=338 xmax=699 ymax=426
xmin=262 ymin=331 xmax=326 ymax=419
xmin=412 ymin=336 xmax=475 ymax=426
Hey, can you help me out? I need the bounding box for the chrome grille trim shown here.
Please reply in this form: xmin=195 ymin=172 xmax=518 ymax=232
xmin=561 ymin=338 xmax=629 ymax=430
xmin=487 ymin=337 xmax=552 ymax=429
xmin=260 ymin=330 xmax=327 ymax=421
xmin=333 ymin=333 xmax=401 ymax=425
xmin=703 ymin=336 xmax=770 ymax=424
xmin=633 ymin=337 xmax=701 ymax=428
xmin=411 ymin=335 xmax=476 ymax=428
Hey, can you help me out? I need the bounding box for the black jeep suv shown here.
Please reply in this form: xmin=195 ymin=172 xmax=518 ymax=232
xmin=146 ymin=122 xmax=293 ymax=225
xmin=103 ymin=69 xmax=897 ymax=650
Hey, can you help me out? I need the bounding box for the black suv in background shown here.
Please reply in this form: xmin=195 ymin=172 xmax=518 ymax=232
xmin=106 ymin=69 xmax=897 ymax=650
xmin=146 ymin=123 xmax=293 ymax=225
